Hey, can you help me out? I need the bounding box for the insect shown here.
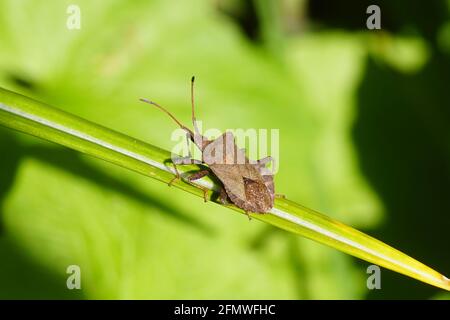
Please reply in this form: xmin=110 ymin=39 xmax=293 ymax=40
xmin=140 ymin=77 xmax=280 ymax=218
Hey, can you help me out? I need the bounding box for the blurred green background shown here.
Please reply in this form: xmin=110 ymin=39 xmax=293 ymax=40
xmin=0 ymin=0 xmax=449 ymax=299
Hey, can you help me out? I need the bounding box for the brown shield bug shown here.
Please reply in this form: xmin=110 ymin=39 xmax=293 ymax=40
xmin=140 ymin=77 xmax=280 ymax=218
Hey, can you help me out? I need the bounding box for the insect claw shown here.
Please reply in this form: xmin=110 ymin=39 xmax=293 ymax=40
xmin=168 ymin=175 xmax=180 ymax=187
xmin=219 ymin=188 xmax=229 ymax=205
xmin=275 ymin=193 xmax=286 ymax=199
xmin=167 ymin=160 xmax=181 ymax=187
xmin=245 ymin=211 xmax=252 ymax=221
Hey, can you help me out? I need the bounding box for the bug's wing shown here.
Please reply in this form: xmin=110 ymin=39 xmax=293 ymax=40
xmin=239 ymin=163 xmax=264 ymax=182
xmin=203 ymin=132 xmax=250 ymax=165
xmin=209 ymin=164 xmax=246 ymax=200
xmin=211 ymin=163 xmax=264 ymax=197
xmin=262 ymin=174 xmax=275 ymax=201
xmin=239 ymin=164 xmax=274 ymax=211
xmin=243 ymin=177 xmax=273 ymax=212
xmin=204 ymin=132 xmax=275 ymax=212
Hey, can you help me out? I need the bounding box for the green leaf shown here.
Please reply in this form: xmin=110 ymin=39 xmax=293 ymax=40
xmin=1 ymin=86 xmax=449 ymax=292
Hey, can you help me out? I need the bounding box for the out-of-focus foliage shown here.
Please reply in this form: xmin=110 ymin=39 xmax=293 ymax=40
xmin=0 ymin=0 xmax=448 ymax=299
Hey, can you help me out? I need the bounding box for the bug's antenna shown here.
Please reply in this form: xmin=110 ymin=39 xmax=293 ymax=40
xmin=140 ymin=98 xmax=194 ymax=136
xmin=191 ymin=76 xmax=201 ymax=135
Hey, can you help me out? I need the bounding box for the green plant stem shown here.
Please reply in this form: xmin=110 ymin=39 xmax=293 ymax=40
xmin=0 ymin=86 xmax=449 ymax=291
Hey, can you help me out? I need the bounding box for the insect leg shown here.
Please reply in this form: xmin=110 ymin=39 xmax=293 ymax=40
xmin=187 ymin=169 xmax=210 ymax=181
xmin=167 ymin=131 xmax=204 ymax=186
xmin=166 ymin=156 xmax=203 ymax=187
xmin=167 ymin=161 xmax=181 ymax=187
xmin=244 ymin=211 xmax=252 ymax=221
xmin=218 ymin=187 xmax=229 ymax=205
xmin=255 ymin=156 xmax=275 ymax=176
xmin=256 ymin=156 xmax=273 ymax=167
xmin=187 ymin=169 xmax=211 ymax=202
xmin=173 ymin=156 xmax=203 ymax=165
xmin=275 ymin=193 xmax=286 ymax=199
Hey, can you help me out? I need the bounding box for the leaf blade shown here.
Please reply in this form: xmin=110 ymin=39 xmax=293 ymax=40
xmin=1 ymin=86 xmax=449 ymax=291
